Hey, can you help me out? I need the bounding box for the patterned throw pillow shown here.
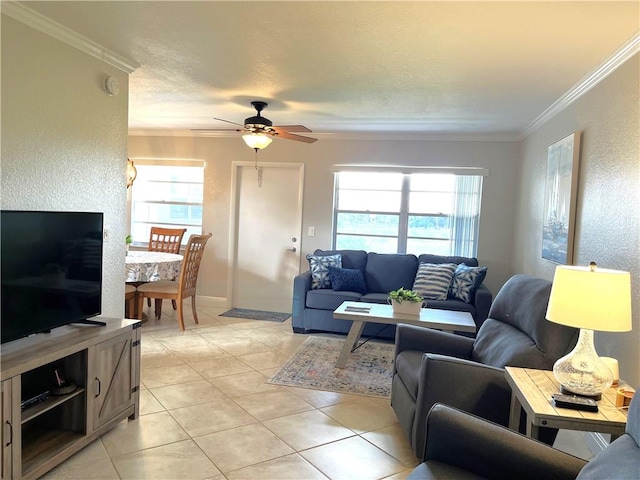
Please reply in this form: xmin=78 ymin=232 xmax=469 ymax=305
xmin=306 ymin=254 xmax=342 ymax=289
xmin=449 ymin=264 xmax=488 ymax=303
xmin=328 ymin=266 xmax=367 ymax=294
xmin=412 ymin=263 xmax=457 ymax=300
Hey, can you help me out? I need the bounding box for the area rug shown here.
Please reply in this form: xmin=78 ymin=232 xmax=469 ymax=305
xmin=220 ymin=308 xmax=291 ymax=322
xmin=267 ymin=336 xmax=394 ymax=398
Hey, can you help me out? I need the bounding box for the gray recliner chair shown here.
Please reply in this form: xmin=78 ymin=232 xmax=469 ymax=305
xmin=408 ymin=391 xmax=640 ymax=479
xmin=391 ymin=274 xmax=579 ymax=458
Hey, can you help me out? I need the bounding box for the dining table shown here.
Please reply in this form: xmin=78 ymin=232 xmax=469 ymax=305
xmin=125 ymin=250 xmax=183 ymax=321
xmin=125 ymin=250 xmax=183 ymax=283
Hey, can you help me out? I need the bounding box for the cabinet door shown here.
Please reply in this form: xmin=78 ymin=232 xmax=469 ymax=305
xmin=91 ymin=331 xmax=136 ymax=429
xmin=1 ymin=378 xmax=19 ymax=480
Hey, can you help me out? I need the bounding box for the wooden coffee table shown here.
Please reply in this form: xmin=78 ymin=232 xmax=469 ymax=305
xmin=332 ymin=301 xmax=476 ymax=368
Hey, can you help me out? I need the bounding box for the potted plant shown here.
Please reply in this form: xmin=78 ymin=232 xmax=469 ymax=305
xmin=388 ymin=287 xmax=424 ymax=315
xmin=125 ymin=234 xmax=133 ymax=254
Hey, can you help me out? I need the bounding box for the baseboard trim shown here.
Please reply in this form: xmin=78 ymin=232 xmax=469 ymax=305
xmin=196 ymin=296 xmax=230 ymax=308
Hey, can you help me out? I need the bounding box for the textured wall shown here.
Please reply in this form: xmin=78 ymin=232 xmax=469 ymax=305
xmin=1 ymin=16 xmax=130 ymax=319
xmin=128 ymin=135 xmax=520 ymax=298
xmin=513 ymin=55 xmax=640 ymax=385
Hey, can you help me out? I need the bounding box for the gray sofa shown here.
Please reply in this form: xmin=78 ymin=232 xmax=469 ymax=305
xmin=407 ymin=393 xmax=639 ymax=479
xmin=292 ymin=249 xmax=493 ymax=339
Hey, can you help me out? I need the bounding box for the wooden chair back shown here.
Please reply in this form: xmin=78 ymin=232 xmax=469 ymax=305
xmin=177 ymin=233 xmax=212 ymax=300
xmin=148 ymin=227 xmax=187 ymax=254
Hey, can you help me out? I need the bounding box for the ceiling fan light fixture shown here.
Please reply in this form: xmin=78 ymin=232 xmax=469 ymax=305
xmin=242 ymin=133 xmax=272 ymax=150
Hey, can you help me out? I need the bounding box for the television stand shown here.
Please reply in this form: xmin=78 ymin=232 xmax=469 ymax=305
xmin=1 ymin=317 xmax=141 ymax=479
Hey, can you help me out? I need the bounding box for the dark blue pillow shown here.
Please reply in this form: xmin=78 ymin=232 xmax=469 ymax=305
xmin=328 ymin=266 xmax=367 ymax=294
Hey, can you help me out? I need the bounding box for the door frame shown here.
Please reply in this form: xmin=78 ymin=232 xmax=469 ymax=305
xmin=228 ymin=161 xmax=305 ymax=308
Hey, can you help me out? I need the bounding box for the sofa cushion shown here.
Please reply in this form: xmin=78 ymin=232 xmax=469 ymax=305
xmin=361 ymin=293 xmax=393 ymax=304
xmin=413 ymin=263 xmax=457 ymax=300
xmin=314 ymin=249 xmax=368 ymax=273
xmin=425 ymin=298 xmax=476 ymax=318
xmin=449 ymin=264 xmax=488 ymax=303
xmin=472 ymin=319 xmax=551 ymax=369
xmin=306 ymin=288 xmax=362 ymax=310
xmin=365 ymin=252 xmax=419 ymax=294
xmin=328 ymin=266 xmax=367 ymax=294
xmin=306 ymin=253 xmax=342 ymax=289
xmin=484 ymin=274 xmax=577 ymax=367
xmin=418 ymin=254 xmax=479 ymax=267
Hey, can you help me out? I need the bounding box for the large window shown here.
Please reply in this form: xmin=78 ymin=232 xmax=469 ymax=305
xmin=333 ymin=171 xmax=483 ymax=257
xmin=129 ymin=160 xmax=204 ymax=246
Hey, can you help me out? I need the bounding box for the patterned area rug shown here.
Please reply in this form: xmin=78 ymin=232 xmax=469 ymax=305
xmin=267 ymin=336 xmax=394 ymax=398
xmin=220 ymin=308 xmax=291 ymax=322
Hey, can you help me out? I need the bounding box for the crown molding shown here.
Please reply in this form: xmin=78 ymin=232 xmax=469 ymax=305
xmin=521 ymin=33 xmax=640 ymax=139
xmin=1 ymin=1 xmax=139 ymax=73
xmin=128 ymin=128 xmax=520 ymax=142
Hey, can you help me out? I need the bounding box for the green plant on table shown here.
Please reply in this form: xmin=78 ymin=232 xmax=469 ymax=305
xmin=388 ymin=287 xmax=423 ymax=304
xmin=125 ymin=234 xmax=133 ymax=245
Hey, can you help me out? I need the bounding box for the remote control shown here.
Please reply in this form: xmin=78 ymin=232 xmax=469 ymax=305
xmin=552 ymin=393 xmax=598 ymax=412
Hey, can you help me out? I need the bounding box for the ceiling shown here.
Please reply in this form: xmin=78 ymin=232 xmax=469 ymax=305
xmin=10 ymin=1 xmax=640 ymax=138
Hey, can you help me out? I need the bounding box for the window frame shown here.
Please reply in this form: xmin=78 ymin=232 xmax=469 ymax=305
xmin=128 ymin=158 xmax=205 ymax=247
xmin=332 ymin=168 xmax=485 ymax=257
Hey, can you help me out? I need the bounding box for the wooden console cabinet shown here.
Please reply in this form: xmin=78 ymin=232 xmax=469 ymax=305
xmin=1 ymin=318 xmax=141 ymax=479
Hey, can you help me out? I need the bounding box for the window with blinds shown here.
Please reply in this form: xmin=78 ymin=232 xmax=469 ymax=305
xmin=129 ymin=161 xmax=204 ymax=246
xmin=333 ymin=171 xmax=483 ymax=257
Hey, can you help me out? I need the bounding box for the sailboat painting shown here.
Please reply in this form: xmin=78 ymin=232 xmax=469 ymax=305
xmin=542 ymin=132 xmax=581 ymax=264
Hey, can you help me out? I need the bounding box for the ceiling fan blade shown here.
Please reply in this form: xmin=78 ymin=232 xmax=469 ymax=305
xmin=272 ymin=125 xmax=312 ymax=133
xmin=213 ymin=117 xmax=245 ymax=127
xmin=191 ymin=128 xmax=244 ymax=132
xmin=271 ymin=130 xmax=318 ymax=144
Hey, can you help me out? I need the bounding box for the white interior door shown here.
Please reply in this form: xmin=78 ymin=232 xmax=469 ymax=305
xmin=233 ymin=163 xmax=303 ymax=312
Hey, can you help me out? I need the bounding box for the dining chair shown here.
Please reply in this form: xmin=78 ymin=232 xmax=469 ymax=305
xmin=148 ymin=226 xmax=187 ymax=254
xmin=147 ymin=226 xmax=187 ymax=309
xmin=124 ymin=284 xmax=137 ymax=319
xmin=136 ymin=233 xmax=212 ymax=330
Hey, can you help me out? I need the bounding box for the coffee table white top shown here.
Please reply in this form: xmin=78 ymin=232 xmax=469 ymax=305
xmin=333 ymin=301 xmax=476 ymax=333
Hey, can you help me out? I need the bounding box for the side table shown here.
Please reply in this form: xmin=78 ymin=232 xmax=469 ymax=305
xmin=505 ymin=366 xmax=631 ymax=441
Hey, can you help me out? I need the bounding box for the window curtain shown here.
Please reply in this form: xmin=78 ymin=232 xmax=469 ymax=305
xmin=451 ymin=175 xmax=482 ymax=257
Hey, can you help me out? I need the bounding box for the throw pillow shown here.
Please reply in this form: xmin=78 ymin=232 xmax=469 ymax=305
xmin=449 ymin=264 xmax=488 ymax=303
xmin=306 ymin=253 xmax=342 ymax=289
xmin=328 ymin=266 xmax=367 ymax=294
xmin=412 ymin=263 xmax=457 ymax=300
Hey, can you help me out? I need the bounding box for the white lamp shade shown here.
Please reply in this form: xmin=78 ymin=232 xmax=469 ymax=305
xmin=242 ymin=133 xmax=273 ymax=150
xmin=546 ymin=265 xmax=632 ymax=332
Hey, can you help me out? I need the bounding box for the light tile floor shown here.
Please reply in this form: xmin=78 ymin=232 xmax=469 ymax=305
xmin=41 ymin=301 xmax=594 ymax=480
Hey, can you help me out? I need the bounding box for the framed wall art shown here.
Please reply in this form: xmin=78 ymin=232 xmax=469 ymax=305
xmin=542 ymin=131 xmax=581 ymax=264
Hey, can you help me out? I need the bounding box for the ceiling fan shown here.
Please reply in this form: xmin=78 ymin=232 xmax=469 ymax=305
xmin=194 ymin=101 xmax=318 ymax=147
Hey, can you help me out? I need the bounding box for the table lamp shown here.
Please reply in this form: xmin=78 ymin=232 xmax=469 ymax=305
xmin=546 ymin=262 xmax=632 ymax=399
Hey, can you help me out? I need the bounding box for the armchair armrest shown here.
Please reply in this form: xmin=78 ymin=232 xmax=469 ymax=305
xmin=411 ymin=354 xmax=512 ymax=457
xmin=395 ymin=323 xmax=474 ymax=359
xmin=292 ymin=271 xmax=312 ymax=327
xmin=420 ymin=403 xmax=587 ymax=480
xmin=473 ymin=283 xmax=492 ymax=329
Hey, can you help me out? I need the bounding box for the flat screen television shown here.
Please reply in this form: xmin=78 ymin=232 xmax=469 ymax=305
xmin=1 ymin=210 xmax=104 ymax=344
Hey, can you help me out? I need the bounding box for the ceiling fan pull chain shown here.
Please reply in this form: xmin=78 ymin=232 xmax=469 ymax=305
xmin=254 ymin=148 xmax=259 ymax=170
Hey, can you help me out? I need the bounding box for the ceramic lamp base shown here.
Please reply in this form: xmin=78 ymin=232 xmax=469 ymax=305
xmin=553 ymin=329 xmax=613 ymax=400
